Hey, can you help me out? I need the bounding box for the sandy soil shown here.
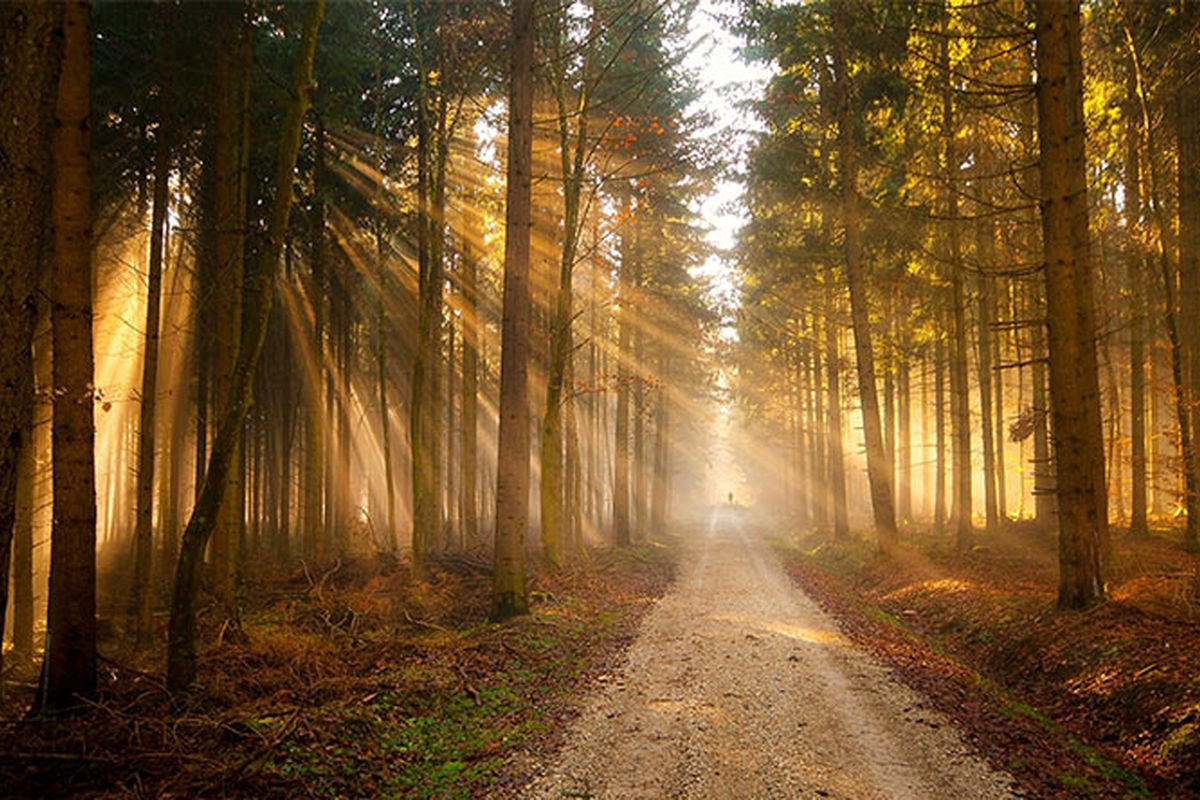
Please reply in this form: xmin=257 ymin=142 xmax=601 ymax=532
xmin=525 ymin=508 xmax=1019 ymax=799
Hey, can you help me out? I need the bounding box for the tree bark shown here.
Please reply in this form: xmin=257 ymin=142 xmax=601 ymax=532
xmin=492 ymin=0 xmax=535 ymax=621
xmin=940 ymin=13 xmax=971 ymax=549
xmin=132 ymin=9 xmax=175 ymax=644
xmin=1176 ymin=41 xmax=1200 ymax=551
xmin=0 ymin=0 xmax=61 ymax=685
xmin=832 ymin=2 xmax=896 ymax=553
xmin=210 ymin=6 xmax=249 ymax=623
xmin=1034 ymin=0 xmax=1107 ymax=609
xmin=614 ymin=220 xmax=633 ymax=548
xmin=460 ymin=218 xmax=480 ymax=547
xmin=1126 ymin=64 xmax=1148 ymax=537
xmin=43 ymin=0 xmax=98 ymax=709
xmin=824 ymin=273 xmax=849 ymax=540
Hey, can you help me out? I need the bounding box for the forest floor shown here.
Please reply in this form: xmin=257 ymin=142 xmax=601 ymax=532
xmin=0 ymin=542 xmax=674 ymax=799
xmin=525 ymin=506 xmax=1017 ymax=799
xmin=779 ymin=518 xmax=1200 ymax=799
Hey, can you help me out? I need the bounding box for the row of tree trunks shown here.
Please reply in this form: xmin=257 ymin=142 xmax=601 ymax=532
xmin=167 ymin=0 xmax=324 ymax=689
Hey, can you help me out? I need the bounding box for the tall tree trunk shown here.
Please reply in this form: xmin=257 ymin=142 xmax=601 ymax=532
xmin=410 ymin=99 xmax=442 ymax=573
xmin=633 ymin=323 xmax=646 ymax=540
xmin=941 ymin=15 xmax=971 ymax=549
xmin=0 ymin=0 xmax=61 ymax=686
xmin=167 ymin=0 xmax=323 ymax=689
xmin=376 ymin=218 xmax=396 ymax=548
xmin=897 ymin=337 xmax=912 ymax=528
xmin=492 ymin=0 xmax=535 ymax=621
xmin=824 ymin=274 xmax=849 ymax=540
xmin=1034 ymin=0 xmax=1107 ymax=610
xmin=994 ymin=284 xmax=1008 ymax=521
xmin=811 ymin=313 xmax=829 ymax=528
xmin=460 ymin=222 xmax=479 ymax=547
xmin=42 ymin=0 xmax=98 ymax=709
xmin=613 ymin=220 xmax=633 ymax=548
xmin=935 ymin=335 xmax=947 ymax=530
xmin=210 ymin=7 xmax=249 ymax=624
xmin=306 ymin=118 xmax=327 ymax=561
xmin=1031 ymin=293 xmax=1054 ymax=527
xmin=132 ymin=13 xmax=174 ymax=644
xmin=1176 ymin=43 xmax=1200 ymax=552
xmin=832 ymin=2 xmax=896 ymax=552
xmin=976 ymin=216 xmax=1000 ymax=534
xmin=540 ymin=5 xmax=592 ymax=568
xmin=1126 ymin=65 xmax=1149 ymax=537
xmin=12 ymin=425 xmax=35 ymax=664
xmin=651 ymin=356 xmax=670 ymax=535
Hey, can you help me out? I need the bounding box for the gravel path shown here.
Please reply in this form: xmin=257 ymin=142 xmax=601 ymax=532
xmin=526 ymin=509 xmax=1019 ymax=799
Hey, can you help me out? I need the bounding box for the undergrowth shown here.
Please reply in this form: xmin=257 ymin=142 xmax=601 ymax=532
xmin=0 ymin=544 xmax=675 ymax=799
xmin=777 ymin=524 xmax=1198 ymax=798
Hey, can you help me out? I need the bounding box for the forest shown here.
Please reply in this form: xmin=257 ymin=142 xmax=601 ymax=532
xmin=2 ymin=0 xmax=1200 ymax=797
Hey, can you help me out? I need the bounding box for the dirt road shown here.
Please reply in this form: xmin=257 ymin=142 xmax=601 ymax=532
xmin=527 ymin=509 xmax=1018 ymax=799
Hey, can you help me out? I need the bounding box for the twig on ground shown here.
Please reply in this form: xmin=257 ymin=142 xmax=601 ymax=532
xmin=402 ymin=607 xmax=450 ymax=633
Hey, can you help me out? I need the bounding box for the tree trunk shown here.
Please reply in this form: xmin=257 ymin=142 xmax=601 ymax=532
xmin=832 ymin=2 xmax=896 ymax=552
xmin=811 ymin=313 xmax=828 ymax=528
xmin=460 ymin=222 xmax=479 ymax=547
xmin=975 ymin=217 xmax=999 ymax=534
xmin=941 ymin=17 xmax=971 ymax=549
xmin=896 ymin=305 xmax=912 ymax=528
xmin=132 ymin=12 xmax=174 ymax=644
xmin=935 ymin=335 xmax=947 ymax=530
xmin=306 ymin=118 xmax=327 ymax=560
xmin=0 ymin=0 xmax=61 ymax=685
xmin=614 ymin=221 xmax=633 ymax=548
xmin=651 ymin=356 xmax=670 ymax=535
xmin=377 ymin=217 xmax=396 ymax=549
xmin=1126 ymin=64 xmax=1148 ymax=537
xmin=42 ymin=0 xmax=98 ymax=709
xmin=825 ymin=273 xmax=849 ymax=540
xmin=1034 ymin=0 xmax=1107 ymax=610
xmin=167 ymin=0 xmax=323 ymax=689
xmin=1176 ymin=45 xmax=1200 ymax=552
xmin=210 ymin=6 xmax=249 ymax=624
xmin=491 ymin=0 xmax=535 ymax=621
xmin=1031 ymin=293 xmax=1054 ymax=527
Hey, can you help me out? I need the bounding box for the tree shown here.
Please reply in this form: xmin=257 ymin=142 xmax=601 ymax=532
xmin=131 ymin=2 xmax=175 ymax=646
xmin=1034 ymin=0 xmax=1106 ymax=610
xmin=492 ymin=0 xmax=535 ymax=621
xmin=42 ymin=0 xmax=98 ymax=710
xmin=0 ymin=1 xmax=63 ymax=691
xmin=831 ymin=0 xmax=897 ymax=554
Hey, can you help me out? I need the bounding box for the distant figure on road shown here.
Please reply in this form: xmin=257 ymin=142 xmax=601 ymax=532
xmin=727 ymin=492 xmax=734 ymax=505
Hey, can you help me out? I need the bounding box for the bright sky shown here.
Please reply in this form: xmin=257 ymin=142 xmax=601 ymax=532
xmin=682 ymin=1 xmax=773 ymax=503
xmin=683 ymin=0 xmax=773 ymax=319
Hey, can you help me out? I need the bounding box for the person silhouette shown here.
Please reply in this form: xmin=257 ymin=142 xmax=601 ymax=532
xmin=727 ymin=491 xmax=734 ymax=505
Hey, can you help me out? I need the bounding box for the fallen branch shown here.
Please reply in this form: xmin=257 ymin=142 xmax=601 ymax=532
xmin=402 ymin=607 xmax=450 ymax=633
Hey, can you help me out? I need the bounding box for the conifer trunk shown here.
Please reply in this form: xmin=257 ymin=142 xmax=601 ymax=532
xmin=1034 ymin=0 xmax=1107 ymax=609
xmin=43 ymin=0 xmax=98 ymax=709
xmin=833 ymin=2 xmax=896 ymax=552
xmin=132 ymin=13 xmax=174 ymax=643
xmin=0 ymin=0 xmax=61 ymax=684
xmin=492 ymin=0 xmax=535 ymax=621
